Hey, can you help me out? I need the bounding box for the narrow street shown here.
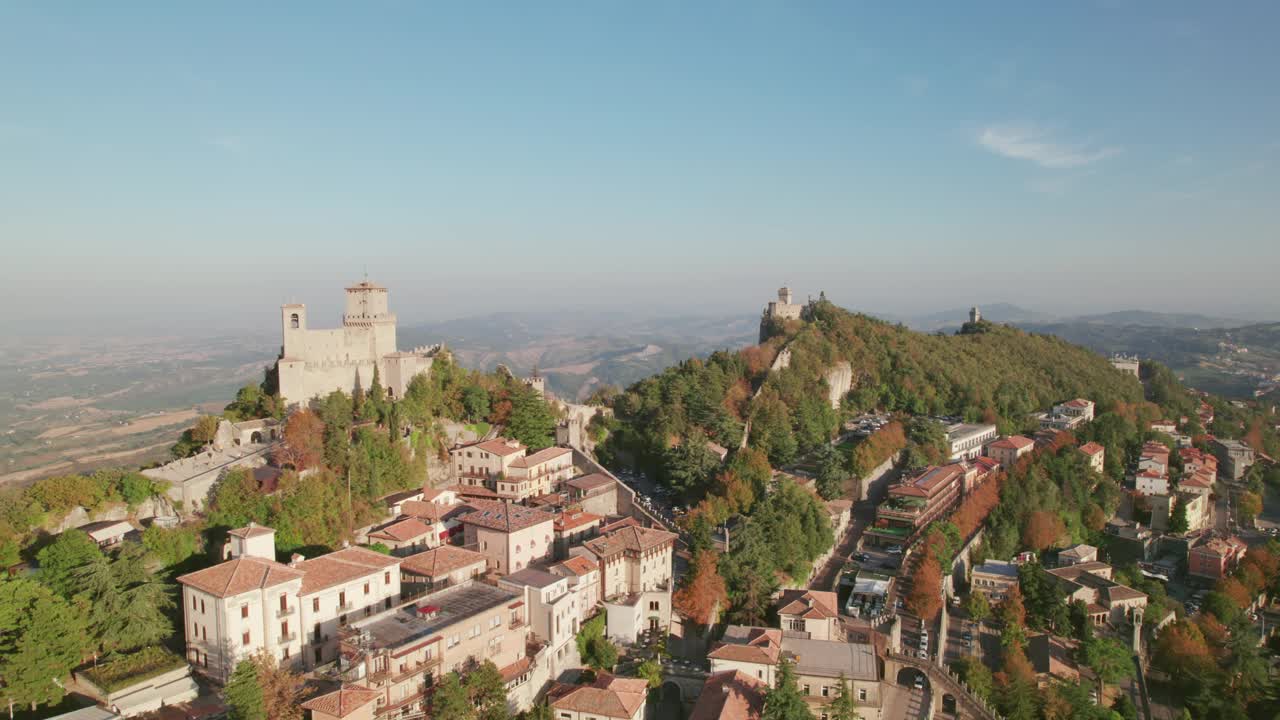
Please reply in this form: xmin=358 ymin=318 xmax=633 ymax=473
xmin=809 ymin=459 xmax=903 ymax=590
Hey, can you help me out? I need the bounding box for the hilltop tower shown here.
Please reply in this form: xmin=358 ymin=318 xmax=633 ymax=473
xmin=969 ymin=306 xmax=982 ymax=324
xmin=277 ymin=280 xmax=439 ymax=406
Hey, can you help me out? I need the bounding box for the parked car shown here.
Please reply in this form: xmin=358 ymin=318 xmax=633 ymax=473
xmin=887 ymin=545 xmax=903 ymax=555
xmin=914 ymin=673 xmax=925 ymax=690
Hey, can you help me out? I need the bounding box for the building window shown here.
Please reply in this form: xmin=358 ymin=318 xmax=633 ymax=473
xmin=385 ymin=571 xmax=391 ymax=584
xmin=364 ymin=582 xmax=370 ymax=595
xmin=339 ymin=591 xmax=346 ymax=607
xmin=242 ymin=631 xmax=251 ymax=646
xmin=290 ymin=313 xmax=299 ymax=329
xmin=241 ymin=605 xmax=249 ymax=619
xmin=822 ymin=686 xmax=830 ymax=697
xmin=314 ymin=647 xmax=323 ymax=664
xmin=202 ymin=627 xmax=207 ymax=640
xmin=858 ymin=688 xmax=867 ymax=701
xmin=803 ymin=685 xmax=810 ymax=696
xmin=200 ymin=599 xmax=205 ymax=613
xmin=280 ymin=594 xmax=288 ymax=612
xmin=191 ymin=596 xmax=197 ymax=611
xmin=313 ymin=598 xmax=320 ymax=612
xmin=282 ymin=647 xmax=290 ymax=660
xmin=649 ymin=601 xmax=660 ymax=611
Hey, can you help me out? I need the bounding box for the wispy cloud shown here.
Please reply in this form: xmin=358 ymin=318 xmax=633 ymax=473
xmin=978 ymin=125 xmax=1121 ymax=169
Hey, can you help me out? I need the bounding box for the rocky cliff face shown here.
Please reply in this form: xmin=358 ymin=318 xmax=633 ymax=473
xmin=824 ymin=361 xmax=853 ymax=409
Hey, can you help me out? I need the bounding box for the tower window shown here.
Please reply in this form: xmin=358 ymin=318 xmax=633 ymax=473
xmin=290 ymin=313 xmax=300 ymax=329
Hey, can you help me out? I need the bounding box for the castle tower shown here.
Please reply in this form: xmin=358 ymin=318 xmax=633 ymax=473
xmin=343 ymin=281 xmax=397 ymax=359
xmin=281 ymin=304 xmax=307 ymax=359
xmin=969 ymin=306 xmax=981 ymax=324
xmin=778 ymin=286 xmax=793 ymax=305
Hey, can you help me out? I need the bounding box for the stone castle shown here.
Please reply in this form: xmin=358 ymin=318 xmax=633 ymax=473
xmin=277 ymin=280 xmax=440 ymax=405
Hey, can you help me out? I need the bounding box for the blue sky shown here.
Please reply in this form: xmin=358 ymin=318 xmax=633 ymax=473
xmin=2 ymin=2 xmax=1278 ymax=335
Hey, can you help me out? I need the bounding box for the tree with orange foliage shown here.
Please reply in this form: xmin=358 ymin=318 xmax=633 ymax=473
xmin=906 ymin=552 xmax=942 ymax=621
xmin=952 ymin=471 xmax=1005 ymax=538
xmin=1021 ymin=510 xmax=1065 ymax=551
xmin=1217 ymin=577 xmax=1253 ymax=609
xmin=1153 ymin=620 xmax=1214 ymax=682
xmin=997 ymin=585 xmax=1027 ymax=629
xmin=274 ymin=409 xmax=325 ymax=470
xmin=673 ymin=550 xmax=728 ymax=627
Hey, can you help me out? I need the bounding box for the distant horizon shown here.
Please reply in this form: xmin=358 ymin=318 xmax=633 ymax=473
xmin=3 ymin=4 xmax=1278 ymax=338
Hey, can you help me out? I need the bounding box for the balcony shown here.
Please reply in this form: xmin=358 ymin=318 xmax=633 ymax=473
xmin=276 ymin=605 xmax=295 ymax=619
xmin=380 ymin=689 xmax=427 ymax=715
xmin=393 ymin=657 xmax=440 ymax=683
xmin=338 ymin=601 xmax=355 ymax=612
xmin=277 ymin=632 xmax=297 ymax=644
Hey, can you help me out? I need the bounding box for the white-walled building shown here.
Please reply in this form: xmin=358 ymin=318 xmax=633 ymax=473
xmin=579 ymin=524 xmax=677 ymax=643
xmin=498 ymin=568 xmax=582 ymax=682
xmin=458 ymin=500 xmax=556 ymax=575
xmin=177 ymin=523 xmax=401 ymax=682
xmin=549 ymin=556 xmax=601 ymax=622
xmin=987 ymin=436 xmax=1035 ymax=468
xmin=945 ymin=423 xmax=998 ymax=462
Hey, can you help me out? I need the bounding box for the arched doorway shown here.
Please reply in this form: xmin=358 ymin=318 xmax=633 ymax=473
xmin=658 ymin=680 xmax=684 ymax=720
xmin=251 ymin=431 xmax=263 ymax=444
xmin=943 ymin=693 xmax=957 ymax=714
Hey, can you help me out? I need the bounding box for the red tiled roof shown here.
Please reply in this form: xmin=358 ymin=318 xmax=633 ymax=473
xmin=565 ymin=473 xmax=615 ymax=492
xmin=551 ymin=674 xmax=647 ymax=719
xmin=368 ymin=518 xmax=432 ymax=543
xmin=509 ymin=446 xmax=571 ymax=468
xmin=227 ymin=523 xmax=274 ymax=539
xmin=690 ymin=671 xmax=766 ymax=720
xmin=776 ymin=589 xmax=839 ymax=620
xmin=990 ymin=436 xmax=1034 ymax=451
xmin=401 ymin=546 xmax=487 ymax=578
xmin=298 ymin=546 xmax=400 ymax=596
xmin=178 ymin=556 xmax=303 ymax=598
xmin=301 ymin=685 xmax=381 ymax=718
xmin=583 ymin=525 xmax=677 ymax=558
xmin=555 ymin=511 xmax=603 ymax=532
xmin=1078 ymin=442 xmax=1105 ymax=456
xmin=552 ymin=555 xmax=599 ymax=577
xmin=462 ymin=438 xmax=527 ymax=457
xmin=459 ymin=500 xmax=555 ymax=533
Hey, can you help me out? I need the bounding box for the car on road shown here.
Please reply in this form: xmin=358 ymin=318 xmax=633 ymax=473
xmin=963 ymin=631 xmax=973 ymax=641
xmin=854 ymin=552 xmax=869 ymax=562
xmin=963 ymin=639 xmax=972 ymax=649
xmin=887 ymin=545 xmax=903 ymax=555
xmin=914 ymin=673 xmax=925 ymax=690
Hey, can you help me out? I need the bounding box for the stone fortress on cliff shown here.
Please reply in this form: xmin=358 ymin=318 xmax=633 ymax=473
xmin=277 ymin=280 xmax=441 ymax=406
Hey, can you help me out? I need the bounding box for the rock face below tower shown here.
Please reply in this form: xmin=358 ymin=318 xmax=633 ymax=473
xmin=276 ymin=281 xmax=440 ymax=406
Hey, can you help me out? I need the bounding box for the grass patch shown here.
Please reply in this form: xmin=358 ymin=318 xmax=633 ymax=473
xmin=465 ymin=422 xmax=491 ymax=437
xmin=81 ymin=646 xmax=186 ymax=693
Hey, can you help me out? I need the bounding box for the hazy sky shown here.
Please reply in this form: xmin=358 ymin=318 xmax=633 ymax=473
xmin=2 ymin=2 xmax=1278 ymax=337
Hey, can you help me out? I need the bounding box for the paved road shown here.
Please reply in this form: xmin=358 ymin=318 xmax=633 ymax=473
xmin=881 ymin=683 xmax=930 ymax=720
xmin=809 ymin=461 xmax=904 ymax=590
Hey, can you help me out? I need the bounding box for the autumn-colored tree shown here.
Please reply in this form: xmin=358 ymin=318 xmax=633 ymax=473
xmin=906 ymin=553 xmax=943 ymax=620
xmin=1217 ymin=578 xmax=1253 ymax=610
xmin=1000 ymin=641 xmax=1036 ymax=687
xmin=1237 ymin=491 xmax=1263 ymax=524
xmin=850 ymin=422 xmax=907 ymax=477
xmin=251 ymin=650 xmax=304 ymax=720
xmin=1021 ymin=510 xmax=1065 ymax=552
xmin=739 ymin=344 xmax=779 ymax=377
xmin=997 ymin=585 xmax=1027 ymax=629
xmin=1083 ymin=503 xmax=1107 ymax=532
xmin=274 ymin=409 xmax=325 ymax=470
xmin=191 ymin=414 xmax=222 ymax=444
xmin=1153 ymin=620 xmax=1215 ymax=682
xmin=674 ymin=550 xmax=728 ymax=626
xmin=952 ymin=471 xmax=1006 ymax=538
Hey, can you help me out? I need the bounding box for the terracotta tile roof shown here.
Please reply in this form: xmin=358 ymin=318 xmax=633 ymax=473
xmin=1065 ymin=398 xmax=1092 ymax=409
xmin=990 ymin=436 xmax=1034 ymax=451
xmin=599 ymin=517 xmax=641 ymax=534
xmin=401 ymin=546 xmax=487 ymax=577
xmin=368 ymin=518 xmax=433 ymax=543
xmin=1078 ymin=442 xmax=1105 ymax=456
xmin=178 ymin=556 xmax=303 ymax=598
xmin=555 ymin=511 xmax=603 ymax=532
xmin=1102 ymin=584 xmax=1147 ymax=602
xmin=443 ymin=484 xmax=500 ymax=499
xmin=708 ymin=627 xmax=782 ymax=665
xmin=776 ymin=589 xmax=839 ymax=620
xmin=551 ymin=674 xmax=647 ymax=719
xmin=689 ymin=670 xmax=766 ymax=720
xmin=1180 ymin=473 xmax=1214 ymax=489
xmin=300 ymin=685 xmax=381 ymax=718
xmin=381 ymin=489 xmax=424 ymax=506
xmin=464 ymin=438 xmax=527 ymax=457
xmin=499 ymin=656 xmax=533 ymax=682
xmin=552 ymin=556 xmax=599 ymax=577
xmin=227 ymin=523 xmax=274 ymax=539
xmin=509 ymin=446 xmax=571 ymax=468
xmin=299 ymin=546 xmax=400 ymax=596
xmin=400 ymin=500 xmax=459 ymax=523
xmin=459 ymin=500 xmax=555 ymax=533
xmin=583 ymin=525 xmax=677 ymax=558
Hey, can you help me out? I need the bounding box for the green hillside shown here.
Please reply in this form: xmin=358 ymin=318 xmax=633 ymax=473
xmin=603 ymin=301 xmax=1147 ymax=483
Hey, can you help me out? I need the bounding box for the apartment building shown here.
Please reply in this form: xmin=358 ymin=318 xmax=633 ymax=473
xmin=450 ymin=438 xmax=528 ymax=487
xmin=580 ymin=524 xmax=677 ymax=643
xmin=1213 ymin=439 xmax=1256 ymax=481
xmin=971 ymin=560 xmax=1020 ymax=602
xmin=1188 ymin=535 xmax=1248 ymax=580
xmin=554 ymin=510 xmax=603 ymax=558
xmin=1135 ymin=470 xmax=1170 ymax=496
xmin=500 ymin=446 xmax=575 ymax=500
xmin=945 ymin=423 xmax=998 ymax=462
xmin=775 ymin=589 xmax=841 ymax=641
xmin=177 ymin=524 xmax=401 ymax=682
xmin=563 ymin=473 xmax=620 ymax=516
xmin=1078 ymin=442 xmax=1105 ymax=473
xmin=866 ymin=464 xmax=969 ymax=548
xmin=366 ymin=518 xmax=435 ymax=556
xmin=337 ymin=581 xmax=534 ymax=718
xmin=987 ymin=436 xmax=1034 ymax=468
xmin=498 ymin=569 xmax=582 ymax=681
xmin=399 ymin=545 xmax=487 ymax=597
xmin=549 ymin=556 xmax=601 ymax=622
xmin=1057 ymin=544 xmax=1098 ymax=567
xmin=459 ymin=500 xmax=556 ymax=574
xmin=689 ymin=670 xmax=767 ymax=720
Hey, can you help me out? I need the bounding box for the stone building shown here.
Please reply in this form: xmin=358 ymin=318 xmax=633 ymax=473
xmin=276 ymin=280 xmax=440 ymax=406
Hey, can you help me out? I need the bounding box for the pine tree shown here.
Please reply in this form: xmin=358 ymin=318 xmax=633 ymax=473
xmin=506 ymin=383 xmax=556 ymax=450
xmin=35 ymin=528 xmax=101 ymax=598
xmin=224 ymin=659 xmax=266 ymax=720
xmin=431 ymin=672 xmax=475 ymax=720
xmin=761 ymin=659 xmax=814 ymax=720
xmin=0 ymin=578 xmax=89 ymax=711
xmin=367 ymin=366 xmax=388 ymax=423
xmin=467 ymin=661 xmax=510 ymax=720
xmin=70 ymin=543 xmax=175 ymax=656
xmin=828 ymin=675 xmax=862 ymax=720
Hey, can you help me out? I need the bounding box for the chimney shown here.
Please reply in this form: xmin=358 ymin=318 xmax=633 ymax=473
xmin=290 ymin=553 xmax=305 ymax=567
